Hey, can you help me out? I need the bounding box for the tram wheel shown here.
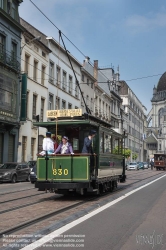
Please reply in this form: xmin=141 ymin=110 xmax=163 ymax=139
xmin=98 ymin=184 xmax=103 ymax=195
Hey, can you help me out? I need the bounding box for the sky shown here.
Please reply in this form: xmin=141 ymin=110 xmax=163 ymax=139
xmin=19 ymin=0 xmax=166 ymax=114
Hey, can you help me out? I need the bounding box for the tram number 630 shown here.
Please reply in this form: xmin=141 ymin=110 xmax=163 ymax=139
xmin=52 ymin=169 xmax=68 ymax=176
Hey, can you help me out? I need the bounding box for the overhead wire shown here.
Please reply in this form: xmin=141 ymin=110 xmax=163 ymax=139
xmin=2 ymin=46 xmax=163 ymax=87
xmin=29 ymin=0 xmax=86 ymax=58
xmin=28 ymin=0 xmax=116 ymax=84
xmin=1 ymin=48 xmax=82 ymax=95
xmin=28 ymin=0 xmax=163 ymax=89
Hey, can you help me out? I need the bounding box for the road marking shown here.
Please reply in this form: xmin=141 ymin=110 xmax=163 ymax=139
xmin=21 ymin=174 xmax=166 ymax=250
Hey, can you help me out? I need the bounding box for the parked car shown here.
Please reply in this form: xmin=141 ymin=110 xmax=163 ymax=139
xmin=125 ymin=162 xmax=130 ymax=170
xmin=138 ymin=162 xmax=145 ymax=170
xmin=0 ymin=162 xmax=31 ymax=183
xmin=143 ymin=162 xmax=149 ymax=169
xmin=127 ymin=162 xmax=139 ymax=171
xmin=27 ymin=161 xmax=37 ymax=171
xmin=30 ymin=164 xmax=37 ymax=184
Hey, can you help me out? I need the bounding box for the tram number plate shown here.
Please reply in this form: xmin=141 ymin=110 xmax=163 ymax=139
xmin=52 ymin=169 xmax=68 ymax=176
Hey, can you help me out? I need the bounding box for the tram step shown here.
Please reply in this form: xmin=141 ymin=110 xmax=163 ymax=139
xmin=87 ymin=188 xmax=98 ymax=192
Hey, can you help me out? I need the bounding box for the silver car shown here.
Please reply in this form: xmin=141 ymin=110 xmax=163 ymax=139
xmin=127 ymin=162 xmax=139 ymax=171
xmin=143 ymin=162 xmax=149 ymax=169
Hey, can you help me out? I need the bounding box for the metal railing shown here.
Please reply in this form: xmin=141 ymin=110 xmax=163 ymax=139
xmin=0 ymin=50 xmax=20 ymax=72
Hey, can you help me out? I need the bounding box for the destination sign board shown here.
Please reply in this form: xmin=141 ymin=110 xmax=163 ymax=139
xmin=47 ymin=109 xmax=82 ymax=118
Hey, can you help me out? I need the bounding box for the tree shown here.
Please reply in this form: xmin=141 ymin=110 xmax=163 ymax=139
xmin=124 ymin=148 xmax=131 ymax=159
xmin=132 ymin=153 xmax=138 ymax=160
xmin=112 ymin=146 xmax=131 ymax=159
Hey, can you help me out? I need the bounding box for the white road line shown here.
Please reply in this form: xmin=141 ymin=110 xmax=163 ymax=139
xmin=21 ymin=174 xmax=166 ymax=250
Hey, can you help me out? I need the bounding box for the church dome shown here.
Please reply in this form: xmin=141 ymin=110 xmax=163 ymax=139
xmin=157 ymin=72 xmax=166 ymax=92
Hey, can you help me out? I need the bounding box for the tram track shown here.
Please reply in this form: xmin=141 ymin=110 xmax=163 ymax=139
xmin=0 ymin=196 xmax=57 ymax=215
xmin=0 ymin=192 xmax=47 ymax=204
xmin=0 ymin=187 xmax=35 ymax=196
xmin=0 ymin=198 xmax=92 ymax=238
xmin=0 ymin=170 xmax=165 ymax=240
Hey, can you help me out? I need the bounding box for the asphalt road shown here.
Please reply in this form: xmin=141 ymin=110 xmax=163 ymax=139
xmin=36 ymin=175 xmax=166 ymax=250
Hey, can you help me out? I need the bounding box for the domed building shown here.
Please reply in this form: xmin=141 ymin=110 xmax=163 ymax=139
xmin=146 ymin=72 xmax=166 ymax=158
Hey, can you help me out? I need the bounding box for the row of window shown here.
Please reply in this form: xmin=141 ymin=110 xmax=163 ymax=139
xmin=48 ymin=93 xmax=78 ymax=111
xmin=22 ymin=136 xmax=36 ymax=162
xmin=26 ymin=93 xmax=45 ymax=122
xmin=94 ymin=97 xmax=120 ymax=117
xmin=81 ymin=93 xmax=93 ymax=110
xmin=147 ymin=143 xmax=157 ymax=150
xmin=129 ymin=112 xmax=142 ymax=128
xmin=26 ymin=92 xmax=121 ymax=123
xmin=0 ymin=33 xmax=18 ymax=60
xmin=128 ymin=126 xmax=142 ymax=139
xmin=0 ymin=73 xmax=16 ymax=113
xmin=26 ymin=91 xmax=80 ymax=122
xmin=129 ymin=100 xmax=143 ymax=118
xmin=49 ymin=61 xmax=80 ymax=97
xmin=0 ymin=0 xmax=18 ymax=21
xmin=128 ymin=139 xmax=142 ymax=151
xmin=81 ymin=74 xmax=93 ymax=89
xmin=25 ymin=54 xmax=46 ymax=85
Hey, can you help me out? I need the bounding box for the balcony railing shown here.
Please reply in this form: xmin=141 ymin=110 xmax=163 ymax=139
xmin=0 ymin=51 xmax=20 ymax=72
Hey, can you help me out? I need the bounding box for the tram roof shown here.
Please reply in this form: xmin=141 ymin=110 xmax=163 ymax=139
xmin=33 ymin=114 xmax=113 ymax=129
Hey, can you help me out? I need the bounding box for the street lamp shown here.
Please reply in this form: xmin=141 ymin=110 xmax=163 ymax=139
xmin=20 ymin=36 xmax=41 ymax=55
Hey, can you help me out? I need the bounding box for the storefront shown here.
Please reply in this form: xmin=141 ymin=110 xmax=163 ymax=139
xmin=0 ymin=69 xmax=19 ymax=163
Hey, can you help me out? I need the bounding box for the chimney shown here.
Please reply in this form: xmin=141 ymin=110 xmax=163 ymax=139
xmin=83 ymin=56 xmax=90 ymax=67
xmin=94 ymin=60 xmax=98 ymax=86
xmin=85 ymin=56 xmax=90 ymax=62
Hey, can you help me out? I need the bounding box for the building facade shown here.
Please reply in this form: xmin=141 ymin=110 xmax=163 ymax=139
xmin=119 ymin=81 xmax=147 ymax=161
xmin=82 ymin=59 xmax=124 ymax=133
xmin=0 ymin=0 xmax=23 ymax=163
xmin=46 ymin=36 xmax=82 ymax=115
xmin=18 ymin=19 xmax=83 ymax=161
xmin=18 ymin=18 xmax=51 ymax=162
xmin=80 ymin=57 xmax=97 ymax=115
xmin=146 ymin=72 xmax=166 ymax=159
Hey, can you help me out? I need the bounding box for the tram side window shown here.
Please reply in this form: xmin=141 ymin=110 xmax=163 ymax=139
xmin=104 ymin=134 xmax=111 ymax=153
xmin=73 ymin=138 xmax=79 ymax=150
xmin=93 ymin=134 xmax=97 ymax=153
xmin=112 ymin=137 xmax=121 ymax=154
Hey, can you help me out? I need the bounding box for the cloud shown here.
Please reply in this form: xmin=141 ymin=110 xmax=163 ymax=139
xmin=125 ymin=12 xmax=166 ymax=33
xmin=20 ymin=1 xmax=90 ymax=43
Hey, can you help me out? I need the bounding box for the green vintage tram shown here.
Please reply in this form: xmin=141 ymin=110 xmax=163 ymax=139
xmin=34 ymin=111 xmax=126 ymax=195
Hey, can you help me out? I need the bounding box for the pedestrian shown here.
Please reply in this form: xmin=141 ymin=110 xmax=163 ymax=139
xmin=82 ymin=130 xmax=96 ymax=154
xmin=150 ymin=159 xmax=154 ymax=170
xmin=54 ymin=136 xmax=74 ymax=154
xmin=39 ymin=132 xmax=54 ymax=155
